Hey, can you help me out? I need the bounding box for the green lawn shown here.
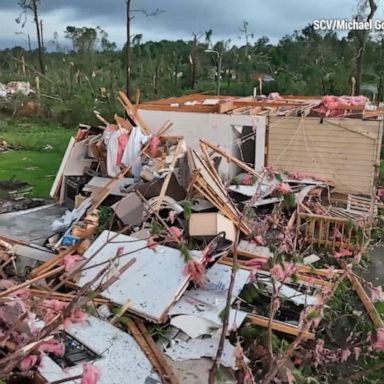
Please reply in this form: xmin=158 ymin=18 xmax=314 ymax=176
xmin=0 ymin=119 xmax=75 ymax=197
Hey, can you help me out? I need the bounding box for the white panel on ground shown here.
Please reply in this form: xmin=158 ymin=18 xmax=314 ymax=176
xmin=39 ymin=316 xmax=157 ymax=384
xmin=79 ymin=230 xmax=193 ymax=321
xmin=170 ymin=315 xmax=219 ymax=338
xmin=165 ymin=337 xmax=240 ymax=369
xmin=169 ymin=264 xmax=249 ymax=326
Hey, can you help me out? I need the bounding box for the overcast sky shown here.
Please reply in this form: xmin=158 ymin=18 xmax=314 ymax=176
xmin=0 ymin=0 xmax=383 ymax=50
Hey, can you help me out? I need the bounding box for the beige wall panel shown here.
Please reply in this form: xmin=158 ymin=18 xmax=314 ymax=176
xmin=268 ymin=117 xmax=382 ymax=195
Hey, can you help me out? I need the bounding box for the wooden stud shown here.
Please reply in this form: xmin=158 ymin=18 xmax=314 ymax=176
xmin=0 ymin=266 xmax=65 ymax=298
xmin=110 ymin=300 xmax=132 ymax=325
xmin=349 ymin=274 xmax=384 ymax=328
xmin=246 ymin=314 xmax=315 ymax=340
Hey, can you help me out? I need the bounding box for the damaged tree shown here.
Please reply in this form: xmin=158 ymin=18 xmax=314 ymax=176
xmin=17 ymin=0 xmax=45 ymax=74
xmin=125 ymin=1 xmax=164 ymax=99
xmin=353 ymin=0 xmax=377 ymax=95
xmin=0 ymin=91 xmax=383 ymax=383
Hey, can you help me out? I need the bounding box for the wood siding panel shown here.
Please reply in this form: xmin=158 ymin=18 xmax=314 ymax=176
xmin=268 ymin=117 xmax=382 ymax=194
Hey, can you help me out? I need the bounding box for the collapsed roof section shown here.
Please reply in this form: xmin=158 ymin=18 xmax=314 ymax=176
xmin=138 ymin=93 xmax=383 ymax=196
xmin=138 ymin=93 xmax=384 ymax=119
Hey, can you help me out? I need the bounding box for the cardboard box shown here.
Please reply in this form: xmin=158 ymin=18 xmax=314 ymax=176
xmin=189 ymin=212 xmax=236 ymax=242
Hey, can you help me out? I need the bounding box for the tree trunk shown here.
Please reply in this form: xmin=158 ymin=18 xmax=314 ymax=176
xmin=378 ymin=75 xmax=383 ymax=103
xmin=355 ymin=0 xmax=377 ymax=95
xmin=126 ymin=0 xmax=132 ymax=99
xmin=191 ymin=35 xmax=197 ymax=89
xmin=356 ymin=43 xmax=364 ymax=95
xmin=32 ymin=0 xmax=45 ymax=74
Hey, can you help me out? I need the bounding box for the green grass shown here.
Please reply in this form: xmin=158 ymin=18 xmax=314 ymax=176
xmin=0 ymin=119 xmax=75 ymax=197
xmin=0 ymin=120 xmax=73 ymax=153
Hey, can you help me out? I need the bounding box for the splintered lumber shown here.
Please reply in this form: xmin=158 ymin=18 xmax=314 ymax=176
xmin=200 ymin=139 xmax=261 ymax=178
xmin=114 ymin=114 xmax=133 ymax=131
xmin=154 ymin=139 xmax=184 ymax=212
xmin=126 ymin=318 xmax=180 ymax=384
xmin=30 ymin=245 xmax=78 ymax=278
xmin=93 ymin=110 xmax=109 ymax=126
xmin=29 ymin=289 xmax=110 ymax=304
xmin=110 ymin=299 xmax=132 ymax=325
xmin=0 ymin=266 xmax=65 ymax=299
xmin=191 ymin=150 xmax=252 ymax=235
xmin=349 ymin=274 xmax=384 ymax=328
xmin=118 ymin=90 xmax=151 ymax=135
xmin=219 ymin=257 xmax=332 ymax=288
xmin=246 ymin=314 xmax=315 ymax=340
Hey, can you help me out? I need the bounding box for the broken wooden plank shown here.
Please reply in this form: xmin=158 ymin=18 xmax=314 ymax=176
xmin=349 ymin=274 xmax=384 ymax=328
xmin=126 ymin=318 xmax=180 ymax=384
xmin=110 ymin=300 xmax=132 ymax=325
xmin=30 ymin=245 xmax=78 ymax=278
xmin=246 ymin=314 xmax=315 ymax=340
xmin=200 ymin=139 xmax=261 ymax=178
xmin=0 ymin=266 xmax=65 ymax=298
xmin=154 ymin=139 xmax=184 ymax=212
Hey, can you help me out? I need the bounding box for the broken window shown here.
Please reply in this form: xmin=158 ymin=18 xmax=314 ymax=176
xmin=48 ymin=332 xmax=100 ymax=369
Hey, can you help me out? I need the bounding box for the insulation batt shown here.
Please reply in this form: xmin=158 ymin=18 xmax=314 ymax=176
xmin=81 ymin=363 xmax=101 ymax=384
xmin=62 ymin=254 xmax=84 ymax=272
xmin=183 ymin=258 xmax=205 ymax=287
xmin=20 ymin=355 xmax=38 ymax=372
xmin=41 ymin=299 xmax=87 ymax=328
xmin=39 ymin=339 xmax=65 ymax=356
xmin=371 ymin=328 xmax=384 ymax=352
xmin=313 ymin=95 xmax=368 ymax=117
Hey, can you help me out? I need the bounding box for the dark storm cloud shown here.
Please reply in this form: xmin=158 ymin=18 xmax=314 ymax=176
xmin=0 ymin=0 xmax=381 ymax=48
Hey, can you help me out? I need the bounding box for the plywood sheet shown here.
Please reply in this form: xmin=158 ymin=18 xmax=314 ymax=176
xmin=63 ymin=140 xmax=94 ymax=176
xmin=49 ymin=137 xmax=75 ymax=198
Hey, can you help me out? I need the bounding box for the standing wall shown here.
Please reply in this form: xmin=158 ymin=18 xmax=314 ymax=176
xmin=267 ymin=117 xmax=382 ymax=195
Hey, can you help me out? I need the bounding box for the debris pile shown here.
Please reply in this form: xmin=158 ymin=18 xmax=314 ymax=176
xmin=0 ymin=81 xmax=35 ymax=98
xmin=0 ymin=91 xmax=382 ymax=384
xmin=0 ymin=177 xmax=46 ymax=214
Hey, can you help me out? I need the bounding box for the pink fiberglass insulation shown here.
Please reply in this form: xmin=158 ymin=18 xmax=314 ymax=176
xmin=20 ymin=355 xmax=38 ymax=372
xmin=313 ymin=95 xmax=368 ymax=117
xmin=62 ymin=254 xmax=84 ymax=272
xmin=40 ymin=299 xmax=87 ymax=328
xmin=39 ymin=339 xmax=65 ymax=356
xmin=81 ymin=363 xmax=101 ymax=384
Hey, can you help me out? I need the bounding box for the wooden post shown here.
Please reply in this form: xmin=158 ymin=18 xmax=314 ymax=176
xmin=35 ymin=76 xmax=40 ymax=101
xmin=21 ymin=56 xmax=26 ymax=76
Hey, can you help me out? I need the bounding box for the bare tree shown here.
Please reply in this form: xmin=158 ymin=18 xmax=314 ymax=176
xmin=190 ymin=32 xmax=203 ymax=89
xmin=16 ymin=0 xmax=45 ymax=74
xmin=354 ymin=0 xmax=377 ymax=94
xmin=125 ymin=1 xmax=163 ymax=99
xmin=239 ymin=20 xmax=254 ymax=59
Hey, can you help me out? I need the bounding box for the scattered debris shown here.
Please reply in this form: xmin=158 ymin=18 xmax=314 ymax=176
xmin=0 ymin=91 xmax=383 ymax=383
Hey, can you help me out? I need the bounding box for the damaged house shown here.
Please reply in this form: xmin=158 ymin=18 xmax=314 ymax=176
xmin=0 ymin=91 xmax=383 ymax=384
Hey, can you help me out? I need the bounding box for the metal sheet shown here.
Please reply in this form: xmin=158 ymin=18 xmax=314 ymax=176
xmin=79 ymin=230 xmax=195 ymax=322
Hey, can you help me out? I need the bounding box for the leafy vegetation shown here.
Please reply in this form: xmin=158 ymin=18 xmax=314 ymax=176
xmin=1 ymin=10 xmax=383 ymax=127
